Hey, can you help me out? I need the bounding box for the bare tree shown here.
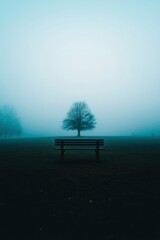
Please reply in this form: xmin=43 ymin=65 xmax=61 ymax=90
xmin=62 ymin=101 xmax=96 ymax=137
xmin=0 ymin=105 xmax=22 ymax=138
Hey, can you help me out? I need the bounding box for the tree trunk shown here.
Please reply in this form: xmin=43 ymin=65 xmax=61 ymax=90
xmin=77 ymin=129 xmax=80 ymax=137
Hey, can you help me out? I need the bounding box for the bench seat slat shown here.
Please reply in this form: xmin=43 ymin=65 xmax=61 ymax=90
xmin=55 ymin=148 xmax=104 ymax=150
xmin=55 ymin=139 xmax=104 ymax=141
xmin=55 ymin=143 xmax=104 ymax=146
xmin=55 ymin=141 xmax=104 ymax=143
xmin=55 ymin=140 xmax=104 ymax=144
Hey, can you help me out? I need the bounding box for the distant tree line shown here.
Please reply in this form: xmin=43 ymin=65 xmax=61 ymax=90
xmin=0 ymin=105 xmax=22 ymax=138
xmin=0 ymin=102 xmax=95 ymax=138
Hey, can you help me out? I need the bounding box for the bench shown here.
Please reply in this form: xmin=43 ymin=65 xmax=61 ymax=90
xmin=54 ymin=138 xmax=104 ymax=161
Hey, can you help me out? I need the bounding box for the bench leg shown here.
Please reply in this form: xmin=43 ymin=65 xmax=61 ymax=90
xmin=60 ymin=140 xmax=64 ymax=161
xmin=96 ymin=141 xmax=100 ymax=161
xmin=96 ymin=150 xmax=99 ymax=161
xmin=61 ymin=150 xmax=64 ymax=161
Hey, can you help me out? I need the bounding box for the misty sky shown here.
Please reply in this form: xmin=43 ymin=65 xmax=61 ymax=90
xmin=1 ymin=0 xmax=160 ymax=136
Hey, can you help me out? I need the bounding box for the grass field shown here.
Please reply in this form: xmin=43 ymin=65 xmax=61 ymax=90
xmin=0 ymin=136 xmax=160 ymax=240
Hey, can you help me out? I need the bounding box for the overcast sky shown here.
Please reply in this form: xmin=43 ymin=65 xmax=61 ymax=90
xmin=1 ymin=0 xmax=160 ymax=136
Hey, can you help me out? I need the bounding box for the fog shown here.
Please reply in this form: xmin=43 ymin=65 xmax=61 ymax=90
xmin=1 ymin=0 xmax=160 ymax=137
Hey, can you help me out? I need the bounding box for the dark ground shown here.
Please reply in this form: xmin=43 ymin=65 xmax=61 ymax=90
xmin=0 ymin=136 xmax=160 ymax=240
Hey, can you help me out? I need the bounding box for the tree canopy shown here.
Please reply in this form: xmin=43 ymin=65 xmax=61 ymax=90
xmin=0 ymin=105 xmax=22 ymax=138
xmin=62 ymin=101 xmax=96 ymax=136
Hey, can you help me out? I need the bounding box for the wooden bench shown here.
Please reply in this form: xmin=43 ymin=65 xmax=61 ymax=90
xmin=54 ymin=138 xmax=104 ymax=161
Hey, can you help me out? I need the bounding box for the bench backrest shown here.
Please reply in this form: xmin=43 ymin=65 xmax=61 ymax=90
xmin=55 ymin=139 xmax=104 ymax=148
